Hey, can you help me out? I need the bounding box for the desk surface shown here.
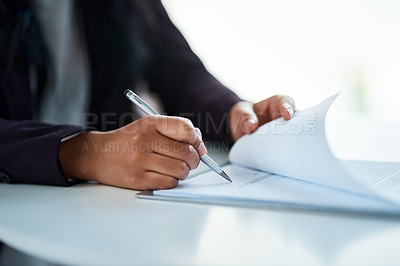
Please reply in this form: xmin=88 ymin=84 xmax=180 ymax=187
xmin=0 ymin=119 xmax=399 ymax=265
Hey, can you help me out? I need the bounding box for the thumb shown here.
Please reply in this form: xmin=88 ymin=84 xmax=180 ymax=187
xmin=236 ymin=102 xmax=259 ymax=134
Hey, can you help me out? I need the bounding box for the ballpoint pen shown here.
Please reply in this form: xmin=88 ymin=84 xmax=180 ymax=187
xmin=124 ymin=89 xmax=232 ymax=183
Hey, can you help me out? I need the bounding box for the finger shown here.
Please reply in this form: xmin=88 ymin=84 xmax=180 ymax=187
xmin=145 ymin=152 xmax=190 ymax=180
xmin=152 ymin=116 xmax=206 ymax=155
xmin=141 ymin=171 xmax=179 ymax=190
xmin=234 ymin=101 xmax=259 ymax=134
xmin=279 ymin=97 xmax=296 ymax=120
xmin=255 ymin=95 xmax=295 ymax=122
xmin=281 ymin=102 xmax=294 ymax=120
xmin=154 ymin=116 xmax=199 ymax=143
xmin=194 ymin=127 xmax=207 ymax=155
xmin=194 ymin=127 xmax=202 ymax=139
xmin=151 ymin=135 xmax=200 ymax=170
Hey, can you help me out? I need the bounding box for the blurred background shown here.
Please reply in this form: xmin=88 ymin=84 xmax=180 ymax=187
xmin=162 ymin=0 xmax=400 ymax=161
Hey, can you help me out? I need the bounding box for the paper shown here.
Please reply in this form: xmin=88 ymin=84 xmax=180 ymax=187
xmin=154 ymin=164 xmax=400 ymax=215
xmin=344 ymin=161 xmax=400 ymax=204
xmin=229 ymin=94 xmax=370 ymax=195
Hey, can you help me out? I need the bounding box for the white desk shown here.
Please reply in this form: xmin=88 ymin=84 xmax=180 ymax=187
xmin=0 ymin=120 xmax=399 ymax=265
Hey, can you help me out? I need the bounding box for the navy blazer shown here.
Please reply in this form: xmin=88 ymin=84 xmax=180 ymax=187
xmin=0 ymin=0 xmax=241 ymax=186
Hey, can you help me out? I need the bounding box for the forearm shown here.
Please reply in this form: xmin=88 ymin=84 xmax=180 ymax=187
xmin=0 ymin=118 xmax=87 ymax=186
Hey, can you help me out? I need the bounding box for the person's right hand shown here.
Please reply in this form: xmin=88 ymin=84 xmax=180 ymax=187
xmin=59 ymin=116 xmax=207 ymax=190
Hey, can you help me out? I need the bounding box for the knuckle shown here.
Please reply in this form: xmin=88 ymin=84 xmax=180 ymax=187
xmin=192 ymin=156 xmax=200 ymax=170
xmin=130 ymin=131 xmax=143 ymax=143
xmin=178 ymin=144 xmax=198 ymax=169
xmin=194 ymin=127 xmax=202 ymax=137
xmin=278 ymin=95 xmax=290 ymax=103
xmin=190 ymin=134 xmax=199 ymax=145
xmin=143 ymin=115 xmax=160 ymax=127
xmin=175 ymin=142 xmax=187 ymax=154
xmin=165 ymin=178 xmax=179 ymax=188
xmin=176 ymin=161 xmax=189 ymax=179
xmin=181 ymin=117 xmax=194 ymax=127
xmin=188 ymin=146 xmax=200 ymax=168
xmin=181 ymin=118 xmax=195 ymax=131
xmin=187 ymin=129 xmax=199 ymax=144
xmin=242 ymin=113 xmax=253 ymax=120
xmin=271 ymin=95 xmax=282 ymax=103
xmin=141 ymin=115 xmax=152 ymax=124
xmin=179 ymin=121 xmax=197 ymax=143
xmin=130 ymin=129 xmax=150 ymax=145
xmin=187 ymin=144 xmax=197 ymax=155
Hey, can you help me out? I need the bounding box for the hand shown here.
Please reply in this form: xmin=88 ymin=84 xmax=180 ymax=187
xmin=229 ymin=95 xmax=295 ymax=141
xmin=59 ymin=116 xmax=207 ymax=190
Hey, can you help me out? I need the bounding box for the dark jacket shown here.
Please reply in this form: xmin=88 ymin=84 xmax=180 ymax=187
xmin=0 ymin=0 xmax=241 ymax=186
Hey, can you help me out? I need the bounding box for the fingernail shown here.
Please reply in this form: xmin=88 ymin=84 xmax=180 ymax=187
xmin=283 ymin=103 xmax=294 ymax=119
xmin=244 ymin=119 xmax=256 ymax=129
xmin=286 ymin=107 xmax=294 ymax=118
xmin=197 ymin=141 xmax=207 ymax=155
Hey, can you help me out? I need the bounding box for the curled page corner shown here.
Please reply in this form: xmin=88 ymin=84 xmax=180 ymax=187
xmin=229 ymin=93 xmax=371 ymax=196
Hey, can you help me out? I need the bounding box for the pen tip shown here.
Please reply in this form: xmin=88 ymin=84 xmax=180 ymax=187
xmin=221 ymin=171 xmax=232 ymax=183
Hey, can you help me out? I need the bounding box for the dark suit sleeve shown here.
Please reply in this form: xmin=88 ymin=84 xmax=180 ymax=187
xmin=146 ymin=1 xmax=242 ymax=142
xmin=0 ymin=118 xmax=85 ymax=186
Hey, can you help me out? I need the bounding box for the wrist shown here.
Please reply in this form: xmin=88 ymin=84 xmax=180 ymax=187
xmin=59 ymin=131 xmax=101 ymax=181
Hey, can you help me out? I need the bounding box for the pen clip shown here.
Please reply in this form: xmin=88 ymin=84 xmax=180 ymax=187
xmin=125 ymin=89 xmax=159 ymax=116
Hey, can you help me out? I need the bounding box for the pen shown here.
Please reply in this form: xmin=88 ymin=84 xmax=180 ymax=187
xmin=124 ymin=89 xmax=232 ymax=183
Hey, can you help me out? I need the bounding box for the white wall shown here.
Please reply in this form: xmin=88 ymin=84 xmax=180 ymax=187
xmin=162 ymin=0 xmax=400 ymax=123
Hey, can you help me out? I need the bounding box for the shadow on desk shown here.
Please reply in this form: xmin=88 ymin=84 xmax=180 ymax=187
xmin=0 ymin=244 xmax=56 ymax=266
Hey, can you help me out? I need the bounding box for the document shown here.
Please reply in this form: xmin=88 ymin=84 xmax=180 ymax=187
xmin=139 ymin=95 xmax=400 ymax=216
xmin=152 ymin=164 xmax=400 ymax=215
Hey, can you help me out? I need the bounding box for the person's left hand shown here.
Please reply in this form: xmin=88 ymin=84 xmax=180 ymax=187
xmin=229 ymin=95 xmax=296 ymax=142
